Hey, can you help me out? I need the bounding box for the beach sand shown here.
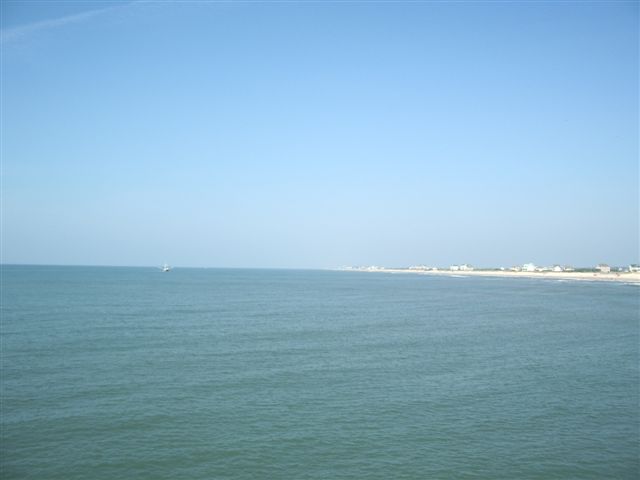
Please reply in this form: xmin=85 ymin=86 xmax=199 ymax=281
xmin=348 ymin=268 xmax=640 ymax=283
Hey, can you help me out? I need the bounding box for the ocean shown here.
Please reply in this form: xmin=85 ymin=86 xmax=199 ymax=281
xmin=1 ymin=266 xmax=638 ymax=479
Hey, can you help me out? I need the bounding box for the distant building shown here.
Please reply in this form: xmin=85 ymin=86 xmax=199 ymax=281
xmin=522 ymin=263 xmax=537 ymax=272
xmin=629 ymin=264 xmax=640 ymax=273
xmin=450 ymin=264 xmax=473 ymax=271
xmin=553 ymin=265 xmax=564 ymax=272
xmin=409 ymin=265 xmax=429 ymax=271
xmin=510 ymin=266 xmax=522 ymax=272
xmin=596 ymin=264 xmax=611 ymax=273
xmin=563 ymin=266 xmax=575 ymax=272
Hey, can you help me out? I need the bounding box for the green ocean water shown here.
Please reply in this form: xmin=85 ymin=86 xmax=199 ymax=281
xmin=1 ymin=266 xmax=638 ymax=479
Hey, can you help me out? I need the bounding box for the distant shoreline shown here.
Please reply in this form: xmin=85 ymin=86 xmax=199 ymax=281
xmin=340 ymin=268 xmax=640 ymax=283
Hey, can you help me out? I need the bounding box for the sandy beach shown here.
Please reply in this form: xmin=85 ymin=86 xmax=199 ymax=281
xmin=344 ymin=268 xmax=640 ymax=283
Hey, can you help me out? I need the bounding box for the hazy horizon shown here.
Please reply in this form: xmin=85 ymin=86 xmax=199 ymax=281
xmin=2 ymin=260 xmax=638 ymax=270
xmin=2 ymin=1 xmax=638 ymax=268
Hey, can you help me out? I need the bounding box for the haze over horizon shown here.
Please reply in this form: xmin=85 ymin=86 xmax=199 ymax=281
xmin=2 ymin=1 xmax=638 ymax=269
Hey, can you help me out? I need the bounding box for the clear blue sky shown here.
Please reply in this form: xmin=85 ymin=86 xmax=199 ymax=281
xmin=1 ymin=1 xmax=638 ymax=268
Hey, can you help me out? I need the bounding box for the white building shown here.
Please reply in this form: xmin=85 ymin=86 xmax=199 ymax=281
xmin=522 ymin=263 xmax=537 ymax=272
xmin=629 ymin=264 xmax=640 ymax=272
xmin=450 ymin=265 xmax=460 ymax=271
xmin=596 ymin=264 xmax=611 ymax=273
xmin=459 ymin=264 xmax=474 ymax=271
xmin=553 ymin=265 xmax=564 ymax=272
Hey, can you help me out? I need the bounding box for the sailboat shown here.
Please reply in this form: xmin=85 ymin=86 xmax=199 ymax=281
xmin=161 ymin=263 xmax=171 ymax=272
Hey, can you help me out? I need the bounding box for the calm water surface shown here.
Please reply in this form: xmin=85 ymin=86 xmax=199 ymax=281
xmin=2 ymin=266 xmax=638 ymax=479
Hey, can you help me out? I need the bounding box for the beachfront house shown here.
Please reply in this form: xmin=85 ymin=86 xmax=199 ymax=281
xmin=629 ymin=264 xmax=640 ymax=272
xmin=596 ymin=264 xmax=611 ymax=273
xmin=553 ymin=265 xmax=564 ymax=272
xmin=522 ymin=263 xmax=537 ymax=272
xmin=450 ymin=265 xmax=460 ymax=271
xmin=459 ymin=264 xmax=474 ymax=271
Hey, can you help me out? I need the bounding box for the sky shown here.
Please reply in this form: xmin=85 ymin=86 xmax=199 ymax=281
xmin=1 ymin=0 xmax=638 ymax=268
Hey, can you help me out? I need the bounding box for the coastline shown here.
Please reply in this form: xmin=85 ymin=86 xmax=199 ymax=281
xmin=341 ymin=268 xmax=640 ymax=283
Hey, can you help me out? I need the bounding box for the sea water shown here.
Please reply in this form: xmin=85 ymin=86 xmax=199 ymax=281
xmin=1 ymin=266 xmax=638 ymax=479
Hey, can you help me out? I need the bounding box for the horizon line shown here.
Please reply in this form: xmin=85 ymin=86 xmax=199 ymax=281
xmin=1 ymin=261 xmax=638 ymax=269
